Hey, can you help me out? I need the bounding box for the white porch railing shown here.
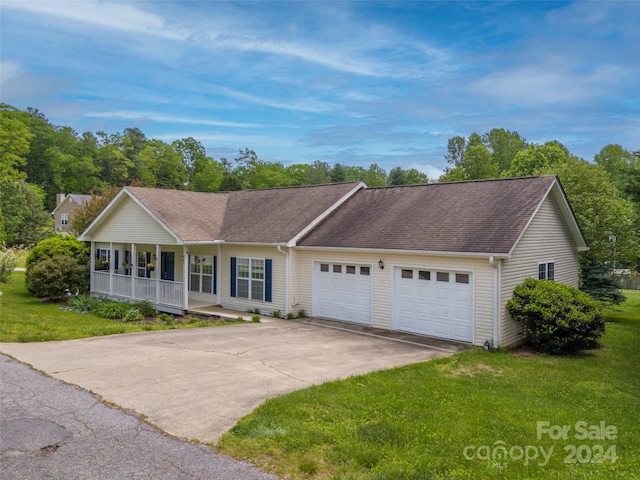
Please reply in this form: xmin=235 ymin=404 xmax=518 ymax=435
xmin=91 ymin=271 xmax=184 ymax=308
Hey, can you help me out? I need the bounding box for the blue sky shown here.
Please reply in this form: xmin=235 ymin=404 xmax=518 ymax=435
xmin=1 ymin=1 xmax=638 ymax=178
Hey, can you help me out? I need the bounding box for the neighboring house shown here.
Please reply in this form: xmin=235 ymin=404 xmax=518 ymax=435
xmin=79 ymin=176 xmax=587 ymax=347
xmin=52 ymin=193 xmax=93 ymax=233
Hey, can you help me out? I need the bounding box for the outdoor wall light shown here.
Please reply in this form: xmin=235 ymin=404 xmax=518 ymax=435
xmin=378 ymin=259 xmax=384 ymax=270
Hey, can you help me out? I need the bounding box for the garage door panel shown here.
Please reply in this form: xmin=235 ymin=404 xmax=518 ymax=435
xmin=313 ymin=262 xmax=372 ymax=325
xmin=394 ymin=267 xmax=473 ymax=342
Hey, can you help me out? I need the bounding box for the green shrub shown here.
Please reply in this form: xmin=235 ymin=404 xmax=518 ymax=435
xmin=123 ymin=308 xmax=144 ymax=322
xmin=297 ymin=309 xmax=306 ymax=318
xmin=68 ymin=295 xmax=99 ymax=313
xmin=26 ymin=255 xmax=89 ymax=301
xmin=506 ymin=278 xmax=605 ymax=355
xmin=26 ymin=236 xmax=90 ymax=301
xmin=286 ymin=312 xmax=295 ymax=320
xmin=136 ymin=300 xmax=156 ymax=318
xmin=271 ymin=310 xmax=281 ymax=318
xmin=580 ymin=261 xmax=626 ymax=304
xmin=26 ymin=235 xmax=90 ymax=268
xmin=157 ymin=313 xmax=174 ymax=325
xmin=96 ymin=299 xmax=132 ymax=319
xmin=251 ymin=314 xmax=261 ymax=323
xmin=0 ymin=249 xmax=17 ymax=283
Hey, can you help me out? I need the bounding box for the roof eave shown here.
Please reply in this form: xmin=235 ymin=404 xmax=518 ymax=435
xmin=293 ymin=245 xmax=511 ymax=259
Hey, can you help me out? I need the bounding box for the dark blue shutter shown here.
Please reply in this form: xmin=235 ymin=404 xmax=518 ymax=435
xmin=230 ymin=257 xmax=236 ymax=297
xmin=265 ymin=259 xmax=272 ymax=302
xmin=146 ymin=252 xmax=151 ymax=278
xmin=114 ymin=250 xmax=119 ymax=272
xmin=213 ymin=256 xmax=217 ymax=294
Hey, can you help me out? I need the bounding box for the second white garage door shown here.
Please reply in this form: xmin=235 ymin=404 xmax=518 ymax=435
xmin=312 ymin=262 xmax=372 ymax=325
xmin=394 ymin=267 xmax=473 ymax=342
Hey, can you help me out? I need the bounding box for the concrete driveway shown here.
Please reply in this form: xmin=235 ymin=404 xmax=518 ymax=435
xmin=0 ymin=319 xmax=454 ymax=443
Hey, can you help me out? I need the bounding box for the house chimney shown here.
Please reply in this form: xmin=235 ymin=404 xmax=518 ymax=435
xmin=56 ymin=193 xmax=66 ymax=206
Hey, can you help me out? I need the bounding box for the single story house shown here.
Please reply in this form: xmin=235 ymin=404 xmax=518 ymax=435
xmin=79 ymin=175 xmax=587 ymax=347
xmin=52 ymin=193 xmax=93 ymax=233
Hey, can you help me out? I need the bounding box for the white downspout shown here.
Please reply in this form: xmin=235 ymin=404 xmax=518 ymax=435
xmin=489 ymin=256 xmax=499 ymax=348
xmin=277 ymin=245 xmax=289 ymax=316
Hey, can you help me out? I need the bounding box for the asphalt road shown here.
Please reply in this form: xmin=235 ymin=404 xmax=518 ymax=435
xmin=0 ymin=354 xmax=277 ymax=480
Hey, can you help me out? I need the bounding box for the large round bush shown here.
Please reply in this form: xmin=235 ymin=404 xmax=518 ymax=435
xmin=26 ymin=255 xmax=89 ymax=301
xmin=26 ymin=235 xmax=90 ymax=268
xmin=26 ymin=235 xmax=90 ymax=301
xmin=506 ymin=278 xmax=604 ymax=355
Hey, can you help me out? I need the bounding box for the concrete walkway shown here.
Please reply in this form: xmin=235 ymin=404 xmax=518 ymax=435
xmin=0 ymin=319 xmax=454 ymax=443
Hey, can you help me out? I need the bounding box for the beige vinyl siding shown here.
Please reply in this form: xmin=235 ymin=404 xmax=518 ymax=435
xmin=91 ymin=197 xmax=177 ymax=244
xmin=219 ymin=245 xmax=287 ymax=315
xmin=294 ymin=249 xmax=495 ymax=345
xmin=500 ymin=194 xmax=580 ymax=347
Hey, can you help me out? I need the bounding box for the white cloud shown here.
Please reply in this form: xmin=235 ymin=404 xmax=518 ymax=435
xmin=2 ymin=0 xmax=184 ymax=40
xmin=85 ymin=111 xmax=261 ymax=128
xmin=213 ymin=85 xmax=335 ymax=114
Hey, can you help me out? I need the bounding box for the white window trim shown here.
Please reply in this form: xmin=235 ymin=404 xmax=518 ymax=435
xmin=236 ymin=257 xmax=265 ymax=301
xmin=190 ymin=255 xmax=215 ymax=294
xmin=61 ymin=213 xmax=69 ymax=225
xmin=538 ymin=261 xmax=555 ymax=281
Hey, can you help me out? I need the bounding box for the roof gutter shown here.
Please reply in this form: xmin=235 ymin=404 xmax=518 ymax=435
xmin=294 ymin=245 xmax=511 ymax=259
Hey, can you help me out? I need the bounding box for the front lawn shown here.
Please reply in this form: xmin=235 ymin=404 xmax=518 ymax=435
xmin=219 ymin=291 xmax=640 ymax=479
xmin=0 ymin=271 xmax=243 ymax=342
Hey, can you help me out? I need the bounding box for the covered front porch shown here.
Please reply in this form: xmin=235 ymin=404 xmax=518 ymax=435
xmin=90 ymin=242 xmax=219 ymax=314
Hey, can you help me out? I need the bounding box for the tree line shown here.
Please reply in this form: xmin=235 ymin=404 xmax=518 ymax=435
xmin=1 ymin=104 xmax=638 ymax=271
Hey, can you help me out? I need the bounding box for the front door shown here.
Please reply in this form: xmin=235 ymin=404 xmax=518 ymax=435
xmin=161 ymin=252 xmax=175 ymax=281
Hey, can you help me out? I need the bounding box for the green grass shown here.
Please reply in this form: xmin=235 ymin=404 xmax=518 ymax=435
xmin=0 ymin=271 xmax=244 ymax=342
xmin=603 ymin=290 xmax=640 ymax=323
xmin=219 ymin=291 xmax=640 ymax=479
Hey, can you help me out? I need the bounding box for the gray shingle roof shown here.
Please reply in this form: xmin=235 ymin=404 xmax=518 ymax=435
xmin=298 ymin=176 xmax=558 ymax=254
xmin=126 ymin=182 xmax=361 ymax=243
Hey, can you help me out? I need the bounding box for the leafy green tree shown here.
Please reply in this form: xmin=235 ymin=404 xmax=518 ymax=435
xmin=404 ymin=168 xmax=429 ymax=185
xmin=553 ymin=157 xmax=638 ymax=268
xmin=96 ymin=132 xmax=134 ymax=185
xmin=441 ymin=144 xmax=498 ymax=181
xmin=387 ymin=166 xmax=406 ymax=185
xmin=504 ymin=141 xmax=569 ymax=178
xmin=595 ymin=144 xmax=639 ymax=196
xmin=362 ymin=164 xmax=387 ymax=186
xmin=141 ymin=140 xmax=188 ymax=189
xmin=0 ymin=180 xmax=51 ymax=247
xmin=70 ymin=185 xmax=120 ymax=235
xmin=172 ymin=137 xmax=207 ymax=184
xmin=483 ymin=128 xmax=528 ymax=172
xmin=302 ymin=160 xmax=331 ymax=185
xmin=330 ymin=163 xmax=347 ymax=183
xmin=0 ymin=106 xmax=32 ymax=180
xmin=191 ymin=156 xmax=226 ymax=192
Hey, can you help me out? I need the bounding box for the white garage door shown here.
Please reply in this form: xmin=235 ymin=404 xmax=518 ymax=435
xmin=313 ymin=262 xmax=372 ymax=325
xmin=394 ymin=267 xmax=473 ymax=342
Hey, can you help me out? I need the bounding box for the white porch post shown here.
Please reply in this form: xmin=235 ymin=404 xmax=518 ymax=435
xmin=90 ymin=242 xmax=95 ymax=291
xmin=216 ymin=243 xmax=222 ymax=305
xmin=131 ymin=243 xmax=136 ymax=299
xmin=183 ymin=246 xmax=189 ymax=310
xmin=109 ymin=242 xmax=114 ymax=295
xmin=155 ymin=244 xmax=161 ymax=303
